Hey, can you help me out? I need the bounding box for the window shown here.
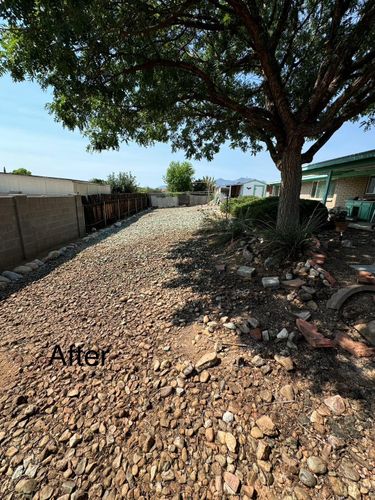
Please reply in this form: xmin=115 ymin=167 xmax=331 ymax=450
xmin=366 ymin=176 xmax=375 ymax=194
xmin=311 ymin=181 xmax=325 ymax=199
xmin=311 ymin=180 xmax=335 ymax=200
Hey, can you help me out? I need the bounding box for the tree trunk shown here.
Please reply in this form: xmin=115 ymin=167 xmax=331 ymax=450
xmin=276 ymin=146 xmax=303 ymax=231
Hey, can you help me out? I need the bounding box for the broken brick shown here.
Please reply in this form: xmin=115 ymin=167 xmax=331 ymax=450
xmin=249 ymin=328 xmax=262 ymax=341
xmin=296 ymin=319 xmax=335 ymax=348
xmin=334 ymin=332 xmax=375 ymax=358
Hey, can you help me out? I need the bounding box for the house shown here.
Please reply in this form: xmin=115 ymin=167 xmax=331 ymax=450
xmin=0 ymin=173 xmax=111 ymax=196
xmin=215 ymin=177 xmax=267 ymax=201
xmin=267 ymin=150 xmax=375 ymax=222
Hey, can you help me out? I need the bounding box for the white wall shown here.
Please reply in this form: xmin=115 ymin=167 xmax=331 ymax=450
xmin=0 ymin=173 xmax=110 ymax=196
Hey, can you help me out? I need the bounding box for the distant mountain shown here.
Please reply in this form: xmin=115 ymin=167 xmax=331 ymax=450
xmin=215 ymin=177 xmax=263 ymax=187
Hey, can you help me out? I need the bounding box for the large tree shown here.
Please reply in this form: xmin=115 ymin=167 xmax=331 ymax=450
xmin=1 ymin=1 xmax=374 ymax=229
xmin=164 ymin=160 xmax=195 ymax=191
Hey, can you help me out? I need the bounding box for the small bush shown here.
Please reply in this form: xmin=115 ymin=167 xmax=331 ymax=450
xmin=231 ymin=196 xmax=328 ymax=226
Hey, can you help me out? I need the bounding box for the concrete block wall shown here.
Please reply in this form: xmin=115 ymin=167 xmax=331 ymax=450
xmin=331 ymin=176 xmax=370 ymax=208
xmin=299 ymin=176 xmax=370 ymax=209
xmin=0 ymin=195 xmax=86 ymax=270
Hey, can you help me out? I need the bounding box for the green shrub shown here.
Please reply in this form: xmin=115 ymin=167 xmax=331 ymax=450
xmin=220 ymin=195 xmax=258 ymax=214
xmin=232 ymin=196 xmax=328 ymax=226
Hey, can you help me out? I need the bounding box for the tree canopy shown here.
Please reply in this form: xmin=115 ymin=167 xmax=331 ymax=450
xmin=164 ymin=161 xmax=195 ymax=192
xmin=107 ymin=171 xmax=138 ymax=193
xmin=12 ymin=168 xmax=31 ymax=175
xmin=1 ymin=1 xmax=375 ymax=227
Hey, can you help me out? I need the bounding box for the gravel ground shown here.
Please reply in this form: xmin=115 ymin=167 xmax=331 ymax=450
xmin=0 ymin=206 xmax=374 ymax=499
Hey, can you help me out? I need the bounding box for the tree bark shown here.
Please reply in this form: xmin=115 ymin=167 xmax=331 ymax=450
xmin=276 ymin=145 xmax=303 ymax=231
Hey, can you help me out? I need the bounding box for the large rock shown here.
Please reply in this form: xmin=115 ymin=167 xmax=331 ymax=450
xmin=195 ymin=352 xmax=219 ymax=372
xmin=13 ymin=265 xmax=33 ymax=275
xmin=2 ymin=270 xmax=23 ymax=281
xmin=15 ymin=478 xmax=38 ymax=494
xmin=323 ymin=395 xmax=346 ymax=415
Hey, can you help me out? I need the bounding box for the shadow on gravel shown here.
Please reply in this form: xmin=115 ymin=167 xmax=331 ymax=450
xmin=0 ymin=209 xmax=151 ymax=302
xmin=163 ymin=229 xmax=375 ymax=415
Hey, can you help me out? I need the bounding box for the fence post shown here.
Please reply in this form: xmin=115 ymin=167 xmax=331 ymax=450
xmin=135 ymin=197 xmax=138 ymax=213
xmin=103 ymin=200 xmax=107 ymax=226
xmin=127 ymin=197 xmax=130 ymax=216
xmin=117 ymin=199 xmax=120 ymax=219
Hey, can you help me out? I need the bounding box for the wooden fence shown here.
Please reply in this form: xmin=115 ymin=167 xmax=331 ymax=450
xmin=82 ymin=193 xmax=149 ymax=230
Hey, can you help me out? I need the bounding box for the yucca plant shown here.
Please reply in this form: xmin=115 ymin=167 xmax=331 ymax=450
xmin=259 ymin=210 xmax=325 ymax=261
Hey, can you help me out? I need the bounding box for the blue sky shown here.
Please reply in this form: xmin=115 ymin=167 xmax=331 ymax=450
xmin=0 ymin=74 xmax=374 ymax=187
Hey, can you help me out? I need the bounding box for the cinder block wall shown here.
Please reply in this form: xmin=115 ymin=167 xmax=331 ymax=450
xmin=332 ymin=176 xmax=369 ymax=208
xmin=0 ymin=195 xmax=86 ymax=270
xmin=299 ymin=177 xmax=370 ymax=209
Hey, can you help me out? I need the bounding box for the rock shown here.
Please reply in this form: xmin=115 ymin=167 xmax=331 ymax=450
xmin=222 ymin=411 xmax=234 ymax=423
xmin=248 ymin=317 xmax=259 ymax=328
xmin=195 ymin=352 xmax=219 ymax=372
xmin=15 ymin=478 xmax=38 ymax=494
xmin=306 ymin=300 xmax=318 ymax=311
xmin=223 ymin=471 xmax=240 ymax=494
xmin=262 ymin=330 xmax=270 ymax=341
xmin=143 ymin=434 xmax=155 ymax=452
xmin=262 ymin=277 xmax=280 ymax=289
xmin=0 ymin=282 xmax=7 ymax=290
xmin=256 ymin=415 xmax=277 ymax=436
xmin=67 ymin=388 xmax=80 ymax=397
xmin=274 ymin=354 xmax=294 ymax=371
xmin=280 ymin=384 xmax=294 ymax=400
xmin=281 ymin=278 xmax=306 ymax=288
xmin=329 ymin=476 xmax=348 ymax=496
xmin=46 ymin=250 xmax=61 ymax=260
xmin=307 ymin=456 xmax=327 ymax=474
xmin=160 ymin=386 xmax=173 ymax=398
xmin=251 ymin=354 xmax=266 ymax=367
xmin=354 ymin=320 xmax=375 ymax=347
xmin=301 ymin=285 xmax=316 ymax=295
xmin=13 ymin=265 xmax=33 ymax=275
xmin=323 ymin=395 xmax=346 ymax=415
xmin=39 ymin=485 xmax=54 ymax=500
xmin=264 ymin=256 xmax=277 ymax=269
xmin=256 ymin=441 xmax=271 ymax=460
xmin=205 ymin=428 xmax=214 ymax=442
xmin=340 ymin=461 xmax=360 ymax=481
xmin=0 ymin=275 xmax=11 ymax=283
xmin=243 ymin=247 xmax=253 ymax=262
xmin=237 ymin=266 xmax=256 ymax=279
xmin=223 ymin=322 xmax=236 ymax=330
xmin=199 ymin=370 xmax=210 ymax=383
xmin=114 ymin=221 xmax=122 ymax=227
xmin=299 ymin=468 xmax=317 ymax=488
xmin=276 ymin=328 xmax=289 ymax=340
xmin=299 ymin=290 xmax=313 ymax=302
xmin=2 ymin=270 xmax=23 ymax=281
xmin=238 ymin=322 xmax=250 ymax=334
xmin=225 ymin=432 xmax=237 ymax=452
xmin=250 ymin=426 xmax=263 ymax=439
xmin=294 ymin=485 xmax=311 ymax=500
